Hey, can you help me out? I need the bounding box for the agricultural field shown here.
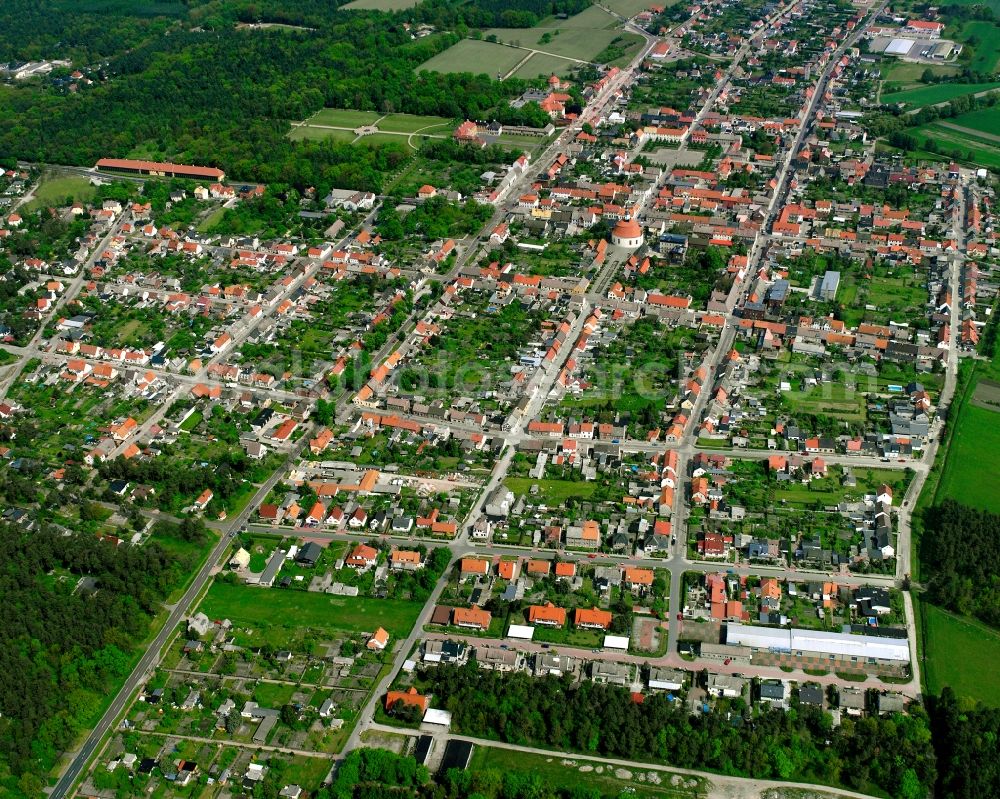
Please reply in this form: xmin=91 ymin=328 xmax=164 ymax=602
xmin=418 ymin=39 xmax=527 ymax=78
xmin=483 ymin=6 xmax=625 ymax=63
xmin=906 ymin=121 xmax=1000 ymax=169
xmin=882 ymin=81 xmax=1000 ymax=107
xmin=199 ymin=580 xmax=423 ymax=638
xmin=603 ymin=0 xmax=682 ymax=16
xmin=935 ymin=386 xmax=1000 ymax=514
xmin=920 ymin=600 xmax=1000 ymax=705
xmin=939 ymin=104 xmax=1000 ymax=135
xmin=23 ymin=173 xmax=97 ymax=212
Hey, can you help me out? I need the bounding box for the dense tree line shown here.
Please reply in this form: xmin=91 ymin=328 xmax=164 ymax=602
xmin=920 ymin=500 xmax=1000 ymax=626
xmin=0 ymin=521 xmax=202 ymax=793
xmin=407 ymin=0 xmax=591 ymax=30
xmin=420 ymin=664 xmax=936 ymax=799
xmin=0 ymin=4 xmax=543 ymax=193
xmin=929 ymin=687 xmax=1000 ymax=799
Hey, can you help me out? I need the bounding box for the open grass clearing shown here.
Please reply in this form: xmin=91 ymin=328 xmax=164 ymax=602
xmin=341 ymin=0 xmax=421 ymax=8
xmin=306 ymin=108 xmax=384 ymax=128
xmin=483 ymin=26 xmax=620 ymax=63
xmin=24 ymin=174 xmax=97 ymax=212
xmin=883 ymin=61 xmax=960 ymax=88
xmin=378 ymin=113 xmax=455 ymax=133
xmin=511 ymin=51 xmax=579 ymax=79
xmin=288 ymin=126 xmax=359 ymax=143
xmin=906 ymin=122 xmax=1000 ymax=169
xmin=935 ymin=388 xmax=1000 ymax=513
xmin=505 ymin=476 xmax=600 ymax=505
xmin=199 ymin=581 xmax=423 ymax=638
xmin=919 ymin=600 xmax=1000 ymax=706
xmin=418 ymin=39 xmax=527 ymax=77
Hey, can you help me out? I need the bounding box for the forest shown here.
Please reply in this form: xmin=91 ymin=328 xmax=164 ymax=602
xmin=418 ymin=664 xmax=936 ymax=799
xmin=920 ymin=499 xmax=1000 ymax=627
xmin=929 ymin=687 xmax=1000 ymax=799
xmin=0 ymin=1 xmax=545 ymax=194
xmin=0 ymin=519 xmax=208 ymax=795
xmin=408 ymin=0 xmax=592 ymax=29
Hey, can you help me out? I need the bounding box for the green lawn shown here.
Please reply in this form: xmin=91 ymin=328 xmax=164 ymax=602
xmin=25 ymin=174 xmax=97 ymax=212
xmin=936 ymin=401 xmax=1000 ymax=513
xmin=288 ymin=126 xmax=358 ymax=143
xmin=505 ymin=477 xmax=599 ymax=504
xmin=418 ymin=39 xmax=528 ymax=77
xmin=958 ymin=20 xmax=1000 ymax=73
xmin=307 ymin=108 xmax=383 ymax=127
xmin=342 ymin=0 xmax=422 ymax=8
xmin=200 ymin=581 xmax=423 ymax=638
xmin=920 ymin=600 xmax=1000 ymax=706
xmin=253 ymin=682 xmax=297 ymax=708
xmin=378 ymin=113 xmax=455 ymax=133
xmin=907 ymin=122 xmax=1000 ymax=170
xmin=883 ymin=81 xmax=1000 ymax=107
xmin=511 ymin=52 xmax=578 ymax=79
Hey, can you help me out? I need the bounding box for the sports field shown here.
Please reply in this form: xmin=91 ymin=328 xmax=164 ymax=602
xmin=920 ymin=600 xmax=1000 ymax=705
xmin=200 ymin=580 xmax=423 ymax=638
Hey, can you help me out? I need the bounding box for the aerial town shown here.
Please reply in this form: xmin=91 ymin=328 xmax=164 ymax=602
xmin=0 ymin=0 xmax=998 ymax=797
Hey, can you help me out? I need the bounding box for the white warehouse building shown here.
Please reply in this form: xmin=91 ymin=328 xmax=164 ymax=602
xmin=724 ymin=623 xmax=910 ymax=665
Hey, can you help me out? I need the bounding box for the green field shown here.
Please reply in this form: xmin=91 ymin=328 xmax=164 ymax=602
xmin=936 ymin=393 xmax=1000 ymax=513
xmin=883 ymin=81 xmax=1000 ymax=107
xmin=883 ymin=61 xmax=960 ymax=88
xmin=200 ymin=581 xmax=423 ymax=638
xmin=25 ymin=174 xmax=97 ymax=212
xmin=602 ymin=0 xmax=679 ymax=16
xmin=944 ymin=0 xmax=1000 ymax=16
xmin=483 ymin=6 xmax=623 ymax=63
xmin=906 ymin=121 xmax=1000 ymax=169
xmin=505 ymin=477 xmax=599 ymax=504
xmin=306 ymin=108 xmax=384 ymax=127
xmin=289 ymin=126 xmax=358 ymax=143
xmin=377 ymin=113 xmax=455 ymax=133
xmin=511 ymin=52 xmax=578 ymax=79
xmin=290 ymin=109 xmax=455 ymax=145
xmin=469 ymin=746 xmax=707 ymax=799
xmin=937 ymin=104 xmax=1000 ymax=136
xmin=341 ymin=0 xmax=422 ymax=9
xmin=418 ymin=39 xmax=528 ymax=77
xmin=920 ymin=600 xmax=1000 ymax=705
xmin=958 ymin=20 xmax=1000 ymax=73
